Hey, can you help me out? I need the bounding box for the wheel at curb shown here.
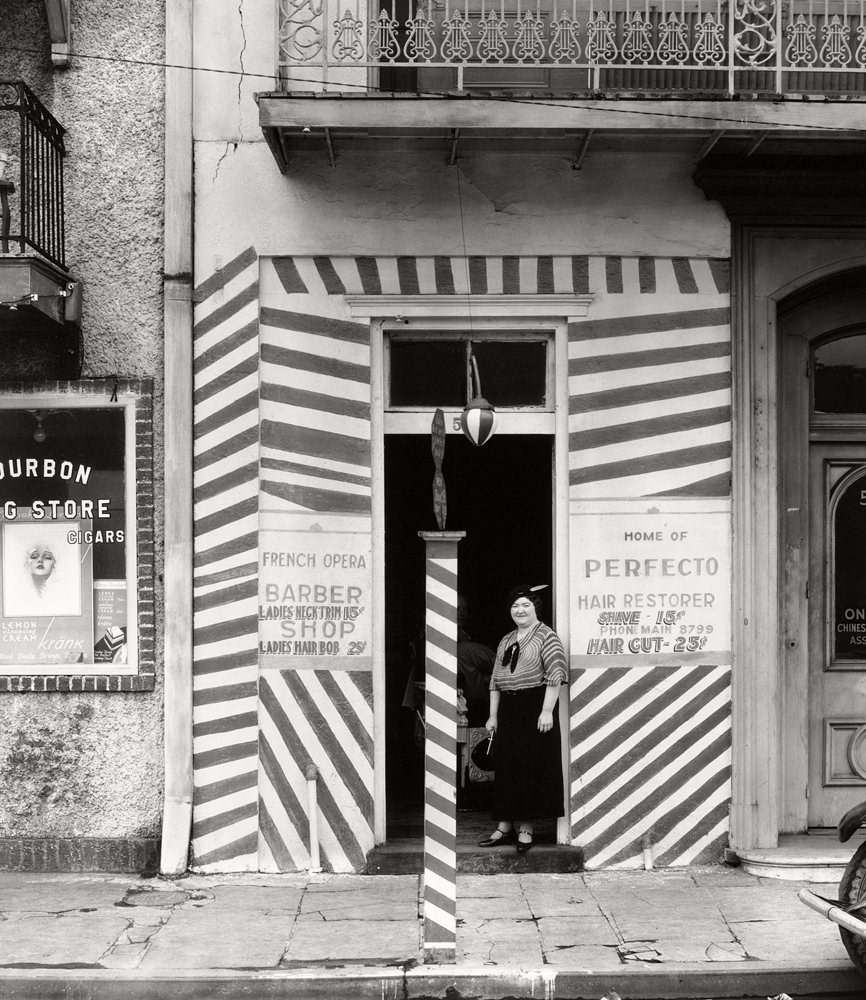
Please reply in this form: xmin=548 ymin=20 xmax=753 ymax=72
xmin=839 ymin=839 xmax=866 ymax=977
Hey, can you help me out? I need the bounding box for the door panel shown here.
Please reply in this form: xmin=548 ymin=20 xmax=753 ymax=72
xmin=808 ymin=444 xmax=866 ymax=826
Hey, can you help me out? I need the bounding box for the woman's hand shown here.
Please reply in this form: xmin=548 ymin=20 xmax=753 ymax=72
xmin=537 ymin=710 xmax=554 ymax=733
xmin=485 ymin=715 xmax=498 ymax=734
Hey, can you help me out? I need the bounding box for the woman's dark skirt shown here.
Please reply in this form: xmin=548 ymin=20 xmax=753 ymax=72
xmin=493 ymin=685 xmax=564 ymax=820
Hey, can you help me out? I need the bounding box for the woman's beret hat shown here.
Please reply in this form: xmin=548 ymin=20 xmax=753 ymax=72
xmin=506 ymin=584 xmax=548 ymax=608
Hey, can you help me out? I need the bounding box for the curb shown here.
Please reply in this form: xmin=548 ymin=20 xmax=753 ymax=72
xmin=0 ymin=963 xmax=863 ymax=1000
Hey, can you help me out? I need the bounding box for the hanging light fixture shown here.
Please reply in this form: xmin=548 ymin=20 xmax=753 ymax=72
xmin=460 ymin=353 xmax=498 ymax=447
xmin=28 ymin=410 xmax=47 ymax=443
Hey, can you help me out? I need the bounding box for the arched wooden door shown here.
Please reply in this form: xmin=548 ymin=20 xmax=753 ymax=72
xmin=780 ymin=275 xmax=866 ymax=831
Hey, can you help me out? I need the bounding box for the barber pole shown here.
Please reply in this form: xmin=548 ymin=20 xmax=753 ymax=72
xmin=418 ymin=530 xmax=464 ymax=962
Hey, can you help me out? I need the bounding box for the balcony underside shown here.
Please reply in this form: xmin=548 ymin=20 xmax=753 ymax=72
xmin=0 ymin=256 xmax=81 ymax=378
xmin=258 ymin=93 xmax=866 ymax=169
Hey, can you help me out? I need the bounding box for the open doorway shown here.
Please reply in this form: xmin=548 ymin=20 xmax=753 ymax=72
xmin=384 ymin=432 xmax=554 ymax=843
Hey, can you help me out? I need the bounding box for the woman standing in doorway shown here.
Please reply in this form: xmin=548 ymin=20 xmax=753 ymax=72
xmin=478 ymin=584 xmax=567 ymax=854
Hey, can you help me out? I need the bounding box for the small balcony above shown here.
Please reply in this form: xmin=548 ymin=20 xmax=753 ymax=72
xmin=274 ymin=0 xmax=866 ymax=94
xmin=260 ymin=0 xmax=866 ymax=168
xmin=1 ymin=80 xmax=79 ymax=362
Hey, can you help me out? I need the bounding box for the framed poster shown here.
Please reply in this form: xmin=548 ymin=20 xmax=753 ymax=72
xmin=0 ymin=512 xmax=94 ymax=668
xmin=0 ymin=382 xmax=153 ymax=686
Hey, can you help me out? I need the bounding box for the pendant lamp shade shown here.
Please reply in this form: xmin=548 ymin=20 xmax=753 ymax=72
xmin=460 ymin=396 xmax=498 ymax=447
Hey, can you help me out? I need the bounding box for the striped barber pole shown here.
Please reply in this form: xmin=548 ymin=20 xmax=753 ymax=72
xmin=418 ymin=531 xmax=464 ymax=961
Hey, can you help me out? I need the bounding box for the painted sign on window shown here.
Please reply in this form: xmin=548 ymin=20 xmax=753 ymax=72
xmin=259 ymin=512 xmax=372 ymax=669
xmin=832 ymin=471 xmax=866 ymax=662
xmin=0 ymin=406 xmax=131 ymax=673
xmin=570 ymin=500 xmax=732 ymax=667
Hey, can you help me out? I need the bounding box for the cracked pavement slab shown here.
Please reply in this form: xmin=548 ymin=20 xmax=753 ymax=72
xmin=536 ymin=914 xmax=620 ymax=947
xmin=0 ymin=913 xmax=132 ymax=966
xmin=0 ymin=874 xmax=134 ymax=912
xmin=283 ymin=918 xmax=421 ymax=964
xmin=141 ymin=908 xmax=296 ymax=969
xmin=457 ymin=916 xmax=545 ymax=965
xmin=299 ymin=876 xmax=418 ymax=921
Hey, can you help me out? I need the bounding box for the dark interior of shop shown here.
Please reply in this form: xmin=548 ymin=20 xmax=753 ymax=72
xmin=384 ymin=433 xmax=554 ymax=840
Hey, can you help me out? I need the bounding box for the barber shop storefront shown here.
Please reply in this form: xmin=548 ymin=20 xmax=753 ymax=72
xmin=189 ymin=232 xmax=866 ymax=890
xmin=190 ymin=251 xmax=737 ymax=875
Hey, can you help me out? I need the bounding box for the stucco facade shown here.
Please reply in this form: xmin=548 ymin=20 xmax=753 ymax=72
xmin=0 ymin=0 xmax=165 ymax=859
xmin=179 ymin=0 xmax=744 ymax=877
xmin=182 ymin=0 xmax=866 ymax=886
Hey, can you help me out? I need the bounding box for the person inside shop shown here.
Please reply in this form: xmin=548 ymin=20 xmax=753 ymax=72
xmin=477 ymin=584 xmax=567 ymax=855
xmin=456 ymin=594 xmax=495 ymax=727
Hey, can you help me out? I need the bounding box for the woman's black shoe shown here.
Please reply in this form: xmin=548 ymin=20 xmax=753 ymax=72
xmin=477 ymin=829 xmax=516 ymax=847
xmin=516 ymin=834 xmax=533 ymax=854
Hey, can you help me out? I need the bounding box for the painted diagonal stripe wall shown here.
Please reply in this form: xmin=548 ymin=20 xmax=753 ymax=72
xmin=190 ymin=253 xmax=733 ymax=873
xmin=259 ymin=305 xmax=372 ymax=515
xmin=192 ymin=246 xmax=261 ymax=871
xmin=257 ymin=262 xmax=374 ymax=871
xmin=565 ymin=275 xmax=732 ymax=866
xmin=571 ymin=665 xmax=732 ymax=868
xmin=569 ymin=308 xmax=732 ymax=499
xmin=258 ymin=669 xmax=374 ymax=872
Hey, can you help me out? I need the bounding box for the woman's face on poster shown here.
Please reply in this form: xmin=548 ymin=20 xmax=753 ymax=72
xmin=27 ymin=545 xmax=56 ymax=579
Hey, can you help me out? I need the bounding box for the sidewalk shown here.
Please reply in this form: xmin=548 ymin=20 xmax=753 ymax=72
xmin=0 ymin=865 xmax=863 ymax=999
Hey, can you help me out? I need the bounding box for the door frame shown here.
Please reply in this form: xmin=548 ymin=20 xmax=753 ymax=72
xmin=729 ymin=225 xmax=866 ymax=851
xmin=366 ymin=309 xmax=575 ymax=845
xmin=778 ymin=273 xmax=866 ymax=833
xmin=733 ymin=242 xmax=866 ymax=848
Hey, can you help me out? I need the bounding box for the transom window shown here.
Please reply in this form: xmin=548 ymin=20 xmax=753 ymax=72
xmin=813 ymin=332 xmax=866 ymax=415
xmin=386 ymin=331 xmax=552 ymax=410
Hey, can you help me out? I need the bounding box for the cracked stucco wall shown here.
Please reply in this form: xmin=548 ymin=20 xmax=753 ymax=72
xmin=191 ymin=0 xmax=729 ymax=267
xmin=0 ymin=0 xmax=166 ymax=839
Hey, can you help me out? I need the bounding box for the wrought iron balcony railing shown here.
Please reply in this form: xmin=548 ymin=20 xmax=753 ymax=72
xmin=0 ymin=81 xmax=66 ymax=270
xmin=278 ymin=0 xmax=866 ymax=95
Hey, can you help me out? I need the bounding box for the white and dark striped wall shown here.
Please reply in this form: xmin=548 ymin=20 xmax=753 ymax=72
xmin=191 ymin=250 xmax=732 ymax=872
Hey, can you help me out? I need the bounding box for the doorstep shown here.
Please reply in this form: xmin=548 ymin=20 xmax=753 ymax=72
xmin=736 ymin=832 xmax=865 ymax=882
xmin=365 ymin=838 xmax=584 ymax=874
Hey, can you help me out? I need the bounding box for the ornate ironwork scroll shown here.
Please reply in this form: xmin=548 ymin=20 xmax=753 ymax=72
xmin=785 ymin=13 xmax=817 ymax=67
xmin=549 ymin=10 xmax=581 ymax=61
xmin=658 ymin=11 xmax=691 ymax=64
xmin=513 ymin=9 xmax=546 ymax=61
xmin=370 ymin=7 xmax=401 ymax=59
xmin=622 ymin=10 xmax=653 ymax=64
xmin=819 ymin=14 xmax=852 ymax=68
xmin=441 ymin=8 xmax=473 ymax=61
xmin=477 ymin=9 xmax=510 ymax=61
xmin=279 ymin=0 xmax=326 ymax=63
xmin=587 ymin=9 xmax=618 ymax=63
xmin=732 ymin=0 xmax=777 ymax=66
xmin=405 ymin=2 xmax=437 ymax=60
xmin=694 ymin=11 xmax=726 ymax=65
xmin=332 ymin=8 xmax=366 ymax=60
